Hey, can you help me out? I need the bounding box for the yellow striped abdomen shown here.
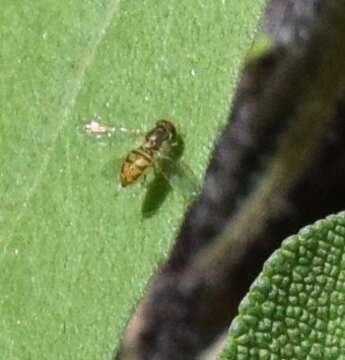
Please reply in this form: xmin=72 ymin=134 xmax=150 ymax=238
xmin=120 ymin=147 xmax=154 ymax=187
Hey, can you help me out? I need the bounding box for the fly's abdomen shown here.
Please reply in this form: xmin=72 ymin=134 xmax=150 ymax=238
xmin=120 ymin=148 xmax=154 ymax=187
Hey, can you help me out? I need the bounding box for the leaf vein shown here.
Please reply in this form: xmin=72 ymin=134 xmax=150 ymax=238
xmin=5 ymin=0 xmax=121 ymax=252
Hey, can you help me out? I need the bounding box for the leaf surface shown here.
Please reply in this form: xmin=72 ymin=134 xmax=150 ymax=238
xmin=221 ymin=212 xmax=345 ymax=359
xmin=0 ymin=1 xmax=265 ymax=358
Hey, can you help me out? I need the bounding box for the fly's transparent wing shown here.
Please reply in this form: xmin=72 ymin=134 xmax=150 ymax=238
xmin=77 ymin=119 xmax=131 ymax=186
xmin=101 ymin=155 xmax=124 ymax=183
xmin=158 ymin=156 xmax=199 ymax=198
xmin=141 ymin=157 xmax=198 ymax=218
xmin=79 ymin=118 xmax=146 ymax=183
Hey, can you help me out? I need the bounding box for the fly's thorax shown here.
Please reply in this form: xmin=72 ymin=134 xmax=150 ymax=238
xmin=156 ymin=120 xmax=176 ymax=140
xmin=144 ymin=133 xmax=160 ymax=150
xmin=144 ymin=121 xmax=176 ymax=151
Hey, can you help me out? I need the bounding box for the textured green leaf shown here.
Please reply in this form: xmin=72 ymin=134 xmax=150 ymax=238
xmin=221 ymin=212 xmax=345 ymax=360
xmin=0 ymin=0 xmax=265 ymax=358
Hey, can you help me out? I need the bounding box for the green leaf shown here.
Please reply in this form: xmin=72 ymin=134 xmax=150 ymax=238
xmin=0 ymin=1 xmax=266 ymax=358
xmin=221 ymin=212 xmax=345 ymax=360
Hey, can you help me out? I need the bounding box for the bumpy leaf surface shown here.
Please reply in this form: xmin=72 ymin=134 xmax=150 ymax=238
xmin=222 ymin=212 xmax=345 ymax=359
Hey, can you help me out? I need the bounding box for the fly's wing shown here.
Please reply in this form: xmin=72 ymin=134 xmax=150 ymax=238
xmin=78 ymin=119 xmax=132 ymax=185
xmin=158 ymin=157 xmax=199 ymax=199
xmin=101 ymin=155 xmax=124 ymax=183
xmin=141 ymin=157 xmax=198 ymax=218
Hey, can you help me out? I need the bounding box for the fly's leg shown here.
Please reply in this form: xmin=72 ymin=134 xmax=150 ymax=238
xmin=142 ymin=174 xmax=149 ymax=187
xmin=156 ymin=152 xmax=175 ymax=163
